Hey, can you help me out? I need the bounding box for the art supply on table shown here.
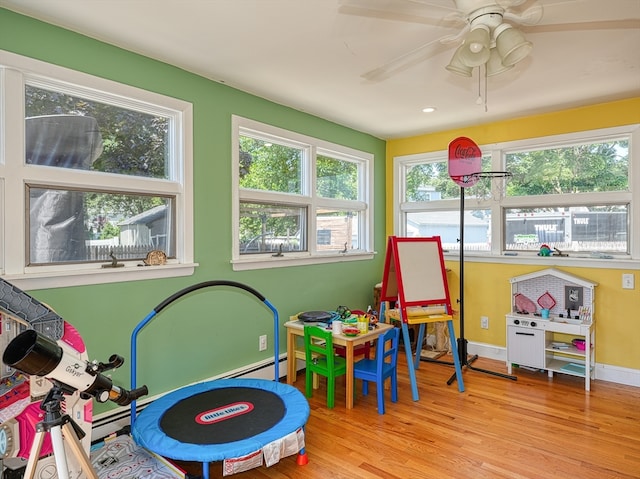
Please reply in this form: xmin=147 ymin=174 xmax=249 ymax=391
xmin=357 ymin=315 xmax=368 ymax=333
xmin=332 ymin=320 xmax=343 ymax=335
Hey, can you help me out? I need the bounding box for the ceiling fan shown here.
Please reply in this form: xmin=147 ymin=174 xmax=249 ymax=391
xmin=339 ymin=0 xmax=639 ymax=81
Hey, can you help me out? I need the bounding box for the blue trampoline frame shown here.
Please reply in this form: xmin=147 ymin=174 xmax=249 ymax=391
xmin=129 ymin=280 xmax=310 ymax=479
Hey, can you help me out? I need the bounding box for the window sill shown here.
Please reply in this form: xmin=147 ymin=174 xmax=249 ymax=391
xmin=443 ymin=252 xmax=640 ymax=270
xmin=3 ymin=262 xmax=198 ymax=291
xmin=231 ymin=251 xmax=375 ymax=271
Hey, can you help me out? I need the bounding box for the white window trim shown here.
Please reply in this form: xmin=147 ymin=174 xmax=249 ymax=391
xmin=231 ymin=115 xmax=374 ymax=271
xmin=393 ymin=124 xmax=640 ymax=270
xmin=0 ymin=50 xmax=196 ymax=290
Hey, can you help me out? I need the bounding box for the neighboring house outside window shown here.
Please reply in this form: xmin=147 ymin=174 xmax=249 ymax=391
xmin=0 ymin=51 xmax=194 ymax=289
xmin=231 ymin=116 xmax=374 ymax=270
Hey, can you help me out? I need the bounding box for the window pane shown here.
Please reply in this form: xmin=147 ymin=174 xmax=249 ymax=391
xmin=405 ymin=161 xmax=457 ymax=201
xmin=28 ymin=187 xmax=175 ymax=265
xmin=25 ymin=85 xmax=170 ymax=178
xmin=505 ymin=206 xmax=628 ymax=253
xmin=239 ymin=202 xmax=305 ymax=254
xmin=506 ymin=139 xmax=629 ymax=197
xmin=316 ymin=155 xmax=358 ymax=200
xmin=239 ymin=136 xmax=303 ymax=194
xmin=405 ymin=209 xmax=491 ymax=252
xmin=405 ymin=156 xmax=491 ymax=202
xmin=316 ymin=210 xmax=361 ymax=251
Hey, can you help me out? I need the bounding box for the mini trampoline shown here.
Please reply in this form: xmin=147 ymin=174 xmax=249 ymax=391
xmin=129 ymin=281 xmax=310 ymax=479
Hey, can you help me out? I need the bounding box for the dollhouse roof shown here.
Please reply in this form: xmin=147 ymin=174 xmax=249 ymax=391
xmin=509 ymin=268 xmax=598 ymax=288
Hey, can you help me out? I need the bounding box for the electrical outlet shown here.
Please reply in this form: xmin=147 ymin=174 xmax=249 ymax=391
xmin=480 ymin=316 xmax=489 ymax=329
xmin=622 ymin=273 xmax=635 ymax=290
xmin=259 ymin=334 xmax=267 ymax=351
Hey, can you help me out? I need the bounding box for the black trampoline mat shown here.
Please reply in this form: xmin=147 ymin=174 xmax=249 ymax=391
xmin=159 ymin=386 xmax=285 ymax=445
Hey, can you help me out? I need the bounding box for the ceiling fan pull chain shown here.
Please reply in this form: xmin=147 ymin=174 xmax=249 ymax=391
xmin=476 ymin=67 xmax=483 ymax=105
xmin=475 ymin=65 xmax=489 ymax=112
xmin=484 ymin=64 xmax=488 ymax=113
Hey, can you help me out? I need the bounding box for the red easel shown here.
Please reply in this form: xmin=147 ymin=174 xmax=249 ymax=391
xmin=379 ymin=236 xmax=465 ymax=399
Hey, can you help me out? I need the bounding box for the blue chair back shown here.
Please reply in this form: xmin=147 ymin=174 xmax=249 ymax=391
xmin=353 ymin=326 xmax=400 ymax=414
xmin=377 ymin=326 xmax=399 ymax=373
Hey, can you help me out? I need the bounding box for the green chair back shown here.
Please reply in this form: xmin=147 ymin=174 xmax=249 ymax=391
xmin=303 ymin=325 xmax=347 ymax=408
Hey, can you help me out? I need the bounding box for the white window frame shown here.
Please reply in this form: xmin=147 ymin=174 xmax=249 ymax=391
xmin=231 ymin=116 xmax=374 ymax=271
xmin=393 ymin=125 xmax=640 ymax=268
xmin=0 ymin=50 xmax=196 ymax=290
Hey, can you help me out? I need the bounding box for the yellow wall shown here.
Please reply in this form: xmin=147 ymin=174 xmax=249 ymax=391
xmin=386 ymin=98 xmax=640 ymax=370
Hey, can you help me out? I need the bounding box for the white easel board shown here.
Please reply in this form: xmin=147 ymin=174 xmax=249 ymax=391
xmin=380 ymin=236 xmax=452 ymax=321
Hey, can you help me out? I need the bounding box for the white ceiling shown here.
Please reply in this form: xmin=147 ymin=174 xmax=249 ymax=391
xmin=1 ymin=0 xmax=639 ymax=139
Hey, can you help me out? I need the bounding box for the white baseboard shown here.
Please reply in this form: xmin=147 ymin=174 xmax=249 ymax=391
xmin=594 ymin=363 xmax=640 ymax=387
xmin=467 ymin=341 xmax=640 ymax=388
xmin=467 ymin=341 xmax=507 ymax=362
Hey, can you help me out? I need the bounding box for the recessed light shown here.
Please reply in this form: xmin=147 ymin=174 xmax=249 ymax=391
xmin=422 ymin=107 xmax=437 ymax=113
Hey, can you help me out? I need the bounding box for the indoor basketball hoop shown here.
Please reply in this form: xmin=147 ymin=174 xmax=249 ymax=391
xmin=442 ymin=137 xmax=517 ymax=385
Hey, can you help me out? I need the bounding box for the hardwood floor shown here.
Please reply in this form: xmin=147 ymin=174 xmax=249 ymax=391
xmin=177 ymin=354 xmax=640 ymax=479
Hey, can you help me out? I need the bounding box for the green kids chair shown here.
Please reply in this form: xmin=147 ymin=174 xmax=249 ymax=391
xmin=303 ymin=325 xmax=347 ymax=408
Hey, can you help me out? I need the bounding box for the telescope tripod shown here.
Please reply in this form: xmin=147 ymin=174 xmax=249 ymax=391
xmin=24 ymin=386 xmax=98 ymax=479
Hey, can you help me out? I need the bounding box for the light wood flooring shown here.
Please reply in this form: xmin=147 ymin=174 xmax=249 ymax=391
xmin=177 ymin=353 xmax=640 ymax=479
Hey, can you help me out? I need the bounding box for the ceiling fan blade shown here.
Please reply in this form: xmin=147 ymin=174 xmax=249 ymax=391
xmin=504 ymin=4 xmax=544 ymax=26
xmin=338 ymin=0 xmax=460 ymax=27
xmin=495 ymin=0 xmax=528 ymax=8
xmin=442 ymin=10 xmax=468 ymax=25
xmin=340 ymin=0 xmax=458 ymax=12
xmin=438 ymin=24 xmax=471 ymax=44
xmin=397 ymin=0 xmax=458 ymax=8
xmin=522 ymin=18 xmax=640 ymax=34
xmin=361 ymin=36 xmax=455 ymax=82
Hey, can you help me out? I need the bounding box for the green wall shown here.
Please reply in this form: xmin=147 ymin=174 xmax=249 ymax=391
xmin=0 ymin=9 xmax=387 ymax=415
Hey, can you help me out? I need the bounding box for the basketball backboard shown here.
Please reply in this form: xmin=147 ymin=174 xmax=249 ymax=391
xmin=448 ymin=137 xmax=481 ymax=188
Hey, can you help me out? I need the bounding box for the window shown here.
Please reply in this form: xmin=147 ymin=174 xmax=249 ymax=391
xmin=394 ymin=125 xmax=639 ymax=263
xmin=0 ymin=51 xmax=194 ymax=289
xmin=232 ymin=116 xmax=373 ymax=270
xmin=503 ymin=138 xmax=629 ymax=254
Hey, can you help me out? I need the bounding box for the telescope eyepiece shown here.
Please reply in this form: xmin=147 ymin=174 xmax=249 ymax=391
xmin=108 ymin=354 xmax=125 ymax=369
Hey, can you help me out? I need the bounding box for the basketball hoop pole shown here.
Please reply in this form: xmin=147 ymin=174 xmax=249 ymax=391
xmin=446 ymin=173 xmax=517 ymax=385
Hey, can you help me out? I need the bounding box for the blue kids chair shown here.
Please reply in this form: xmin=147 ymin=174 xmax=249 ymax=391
xmin=353 ymin=326 xmax=399 ymax=414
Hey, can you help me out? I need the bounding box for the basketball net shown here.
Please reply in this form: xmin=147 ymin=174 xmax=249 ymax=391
xmin=462 ymin=171 xmax=512 ymax=202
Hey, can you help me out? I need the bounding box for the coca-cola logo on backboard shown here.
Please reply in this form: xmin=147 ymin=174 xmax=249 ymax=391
xmin=448 ymin=137 xmax=481 ymax=188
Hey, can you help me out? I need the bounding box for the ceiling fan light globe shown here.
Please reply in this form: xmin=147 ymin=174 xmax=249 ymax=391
xmin=446 ymin=63 xmax=474 ymax=77
xmin=502 ymin=41 xmax=532 ymax=66
xmin=446 ymin=45 xmax=473 ymax=77
xmin=462 ymin=25 xmax=490 ymax=66
xmin=459 ymin=46 xmax=491 ymax=67
xmin=487 ymin=48 xmax=514 ymax=77
xmin=495 ymin=24 xmax=532 ymax=66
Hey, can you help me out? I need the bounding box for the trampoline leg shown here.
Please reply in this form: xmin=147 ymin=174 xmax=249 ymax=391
xmin=296 ymin=448 xmax=309 ymax=466
xmin=202 ymin=461 xmax=210 ymax=479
